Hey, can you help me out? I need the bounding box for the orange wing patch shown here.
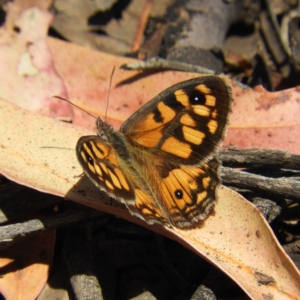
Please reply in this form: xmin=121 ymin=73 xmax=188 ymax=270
xmin=140 ymin=102 xmax=175 ymax=131
xmin=132 ymin=130 xmax=163 ymax=147
xmin=127 ymin=102 xmax=177 ymax=148
xmin=161 ymin=137 xmax=192 ymax=158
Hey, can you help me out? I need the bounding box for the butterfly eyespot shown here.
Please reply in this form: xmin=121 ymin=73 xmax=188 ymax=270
xmin=191 ymin=91 xmax=205 ymax=105
xmin=174 ymin=189 xmax=183 ymax=199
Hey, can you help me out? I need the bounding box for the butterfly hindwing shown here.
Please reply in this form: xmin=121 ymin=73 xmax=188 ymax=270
xmin=158 ymin=158 xmax=220 ymax=227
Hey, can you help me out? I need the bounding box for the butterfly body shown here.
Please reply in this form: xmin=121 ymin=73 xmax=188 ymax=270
xmin=77 ymin=76 xmax=232 ymax=228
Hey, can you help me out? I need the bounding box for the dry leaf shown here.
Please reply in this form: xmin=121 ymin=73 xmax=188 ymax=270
xmin=46 ymin=38 xmax=300 ymax=154
xmin=0 ymin=4 xmax=72 ymax=118
xmin=0 ymin=98 xmax=299 ymax=299
xmin=51 ymin=0 xmax=146 ymax=54
xmin=0 ymin=228 xmax=55 ymax=300
xmin=50 ymin=0 xmax=176 ymax=55
xmin=2 ymin=3 xmax=299 ymax=152
xmin=225 ymin=84 xmax=300 ymax=153
xmin=0 ymin=4 xmax=300 ymax=298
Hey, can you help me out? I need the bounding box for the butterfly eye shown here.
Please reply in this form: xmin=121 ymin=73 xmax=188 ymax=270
xmin=174 ymin=189 xmax=183 ymax=199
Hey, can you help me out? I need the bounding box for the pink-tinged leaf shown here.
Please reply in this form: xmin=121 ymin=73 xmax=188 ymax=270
xmin=0 ymin=99 xmax=299 ymax=299
xmin=224 ymin=83 xmax=300 ymax=153
xmin=0 ymin=4 xmax=72 ymax=118
xmin=47 ymin=39 xmax=300 ymax=154
xmin=0 ymin=228 xmax=55 ymax=300
xmin=48 ymin=38 xmax=200 ymax=131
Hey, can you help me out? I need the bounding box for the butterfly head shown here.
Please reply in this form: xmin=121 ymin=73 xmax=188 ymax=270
xmin=96 ymin=117 xmax=114 ymax=142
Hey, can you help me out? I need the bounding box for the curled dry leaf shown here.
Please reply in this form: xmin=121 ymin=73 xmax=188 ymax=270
xmin=51 ymin=0 xmax=141 ymax=54
xmin=0 ymin=99 xmax=299 ymax=299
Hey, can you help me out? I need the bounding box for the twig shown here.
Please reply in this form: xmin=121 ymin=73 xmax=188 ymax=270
xmin=121 ymin=57 xmax=215 ymax=74
xmin=220 ymin=147 xmax=300 ymax=170
xmin=221 ymin=167 xmax=300 ymax=201
xmin=0 ymin=205 xmax=102 ymax=250
xmin=260 ymin=0 xmax=291 ymax=76
xmin=131 ymin=0 xmax=153 ymax=53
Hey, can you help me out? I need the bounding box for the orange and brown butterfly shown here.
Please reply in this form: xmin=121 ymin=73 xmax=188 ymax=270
xmin=76 ymin=76 xmax=232 ymax=229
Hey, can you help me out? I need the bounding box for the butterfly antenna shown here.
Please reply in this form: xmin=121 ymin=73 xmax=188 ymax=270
xmin=105 ymin=66 xmax=116 ymax=123
xmin=52 ymin=95 xmax=97 ymax=120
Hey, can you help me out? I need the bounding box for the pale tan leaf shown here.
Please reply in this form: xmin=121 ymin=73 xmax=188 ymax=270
xmin=0 ymin=99 xmax=299 ymax=299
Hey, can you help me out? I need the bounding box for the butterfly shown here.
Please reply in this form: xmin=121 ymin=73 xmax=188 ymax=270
xmin=76 ymin=76 xmax=232 ymax=229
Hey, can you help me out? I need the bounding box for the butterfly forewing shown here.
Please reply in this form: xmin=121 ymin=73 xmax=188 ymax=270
xmin=121 ymin=76 xmax=232 ymax=165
